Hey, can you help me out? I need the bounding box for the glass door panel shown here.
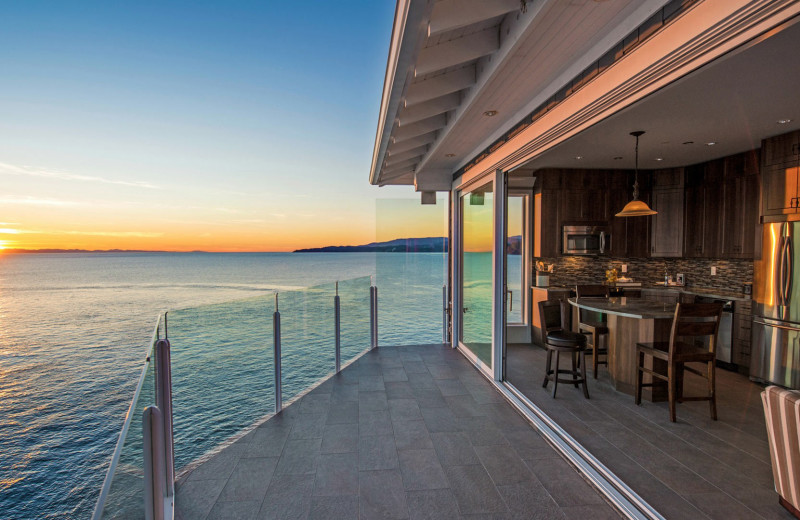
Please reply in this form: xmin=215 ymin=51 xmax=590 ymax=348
xmin=461 ymin=181 xmax=494 ymax=368
xmin=506 ymin=195 xmax=525 ymax=324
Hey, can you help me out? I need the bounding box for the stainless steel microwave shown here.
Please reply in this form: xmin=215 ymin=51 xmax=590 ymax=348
xmin=562 ymin=225 xmax=609 ymax=255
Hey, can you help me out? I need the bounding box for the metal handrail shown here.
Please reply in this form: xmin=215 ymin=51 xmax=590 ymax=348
xmin=91 ymin=314 xmax=164 ymax=520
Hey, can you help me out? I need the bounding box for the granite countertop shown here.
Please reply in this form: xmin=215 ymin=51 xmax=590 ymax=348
xmin=536 ymin=283 xmax=751 ymax=302
xmin=568 ymin=297 xmax=676 ymax=319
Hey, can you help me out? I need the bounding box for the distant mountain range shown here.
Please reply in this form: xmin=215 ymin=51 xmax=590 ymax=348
xmin=294 ymin=235 xmax=522 ymax=253
xmin=295 ymin=237 xmax=448 ymax=253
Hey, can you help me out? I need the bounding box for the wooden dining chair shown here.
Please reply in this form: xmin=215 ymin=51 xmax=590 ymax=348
xmin=635 ymin=302 xmax=723 ymax=422
xmin=575 ymin=284 xmax=609 ymax=378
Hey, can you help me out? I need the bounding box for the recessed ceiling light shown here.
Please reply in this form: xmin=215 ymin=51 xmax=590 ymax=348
xmin=778 ymin=119 xmax=792 ymax=124
xmin=483 ymin=110 xmax=498 ymax=117
xmin=706 ymin=142 xmax=717 ymax=146
xmin=682 ymin=141 xmax=694 ymax=145
xmin=613 ymin=156 xmax=623 ymax=160
xmin=575 ymin=156 xmax=583 ymax=160
xmin=655 ymin=158 xmax=664 ymax=161
xmin=445 ymin=153 xmax=455 ymax=157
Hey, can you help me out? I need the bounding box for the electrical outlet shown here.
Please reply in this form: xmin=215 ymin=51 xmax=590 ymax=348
xmin=621 ymin=264 xmax=628 ymax=273
xmin=711 ymin=266 xmax=717 ymax=276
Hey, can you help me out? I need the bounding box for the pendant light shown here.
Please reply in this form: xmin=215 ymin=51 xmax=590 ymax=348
xmin=615 ymin=130 xmax=657 ymax=217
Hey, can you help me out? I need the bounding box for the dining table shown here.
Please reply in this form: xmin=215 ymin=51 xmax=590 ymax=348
xmin=568 ymin=296 xmax=677 ymax=401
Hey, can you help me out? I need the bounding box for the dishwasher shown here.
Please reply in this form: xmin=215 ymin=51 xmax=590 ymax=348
xmin=694 ymin=296 xmax=734 ymax=365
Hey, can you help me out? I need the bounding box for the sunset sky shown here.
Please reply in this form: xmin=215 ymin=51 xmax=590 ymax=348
xmin=0 ymin=1 xmax=445 ymax=252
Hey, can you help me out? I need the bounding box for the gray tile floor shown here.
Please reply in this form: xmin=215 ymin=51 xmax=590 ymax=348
xmin=175 ymin=344 xmax=620 ymax=520
xmin=506 ymin=342 xmax=793 ymax=520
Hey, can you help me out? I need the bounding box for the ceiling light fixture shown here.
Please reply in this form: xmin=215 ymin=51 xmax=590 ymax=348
xmin=778 ymin=119 xmax=792 ymax=124
xmin=613 ymin=156 xmax=623 ymax=160
xmin=682 ymin=141 xmax=694 ymax=145
xmin=483 ymin=110 xmax=498 ymax=117
xmin=445 ymin=153 xmax=455 ymax=157
xmin=706 ymin=141 xmax=717 ymax=146
xmin=655 ymin=157 xmax=663 ymax=161
xmin=616 ymin=131 xmax=657 ymax=218
xmin=575 ymin=156 xmax=583 ymax=160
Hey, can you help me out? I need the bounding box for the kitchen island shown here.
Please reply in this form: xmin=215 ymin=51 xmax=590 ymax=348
xmin=568 ymin=297 xmax=676 ymax=401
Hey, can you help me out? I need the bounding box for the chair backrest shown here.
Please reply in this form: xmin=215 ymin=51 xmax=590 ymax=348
xmin=668 ymin=302 xmax=724 ymax=356
xmin=576 ymin=285 xmax=608 ymax=323
xmin=538 ymin=299 xmax=567 ymax=335
xmin=576 ymin=284 xmax=609 ymax=298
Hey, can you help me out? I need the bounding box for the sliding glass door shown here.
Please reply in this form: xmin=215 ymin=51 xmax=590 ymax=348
xmin=460 ymin=180 xmax=494 ymax=369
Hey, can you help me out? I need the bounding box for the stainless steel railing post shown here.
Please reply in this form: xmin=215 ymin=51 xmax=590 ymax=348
xmin=442 ymin=285 xmax=447 ymax=344
xmin=369 ymin=285 xmax=375 ymax=349
xmin=143 ymin=406 xmax=165 ymax=520
xmin=154 ymin=339 xmax=174 ymax=496
xmin=274 ymin=293 xmax=282 ymax=414
xmin=370 ymin=285 xmax=378 ymax=349
xmin=335 ymin=282 xmax=341 ymax=373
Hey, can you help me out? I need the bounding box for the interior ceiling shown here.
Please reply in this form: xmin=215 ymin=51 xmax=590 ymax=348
xmin=515 ymin=17 xmax=800 ymax=174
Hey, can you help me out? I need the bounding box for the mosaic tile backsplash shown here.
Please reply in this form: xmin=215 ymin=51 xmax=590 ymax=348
xmin=534 ymin=256 xmax=753 ymax=291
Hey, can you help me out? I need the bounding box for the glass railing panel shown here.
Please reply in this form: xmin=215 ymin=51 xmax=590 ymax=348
xmin=273 ymin=282 xmax=336 ymax=404
xmin=337 ymin=276 xmax=372 ymax=367
xmin=168 ymin=295 xmax=274 ymax=474
xmin=96 ymin=315 xmax=163 ymax=519
xmin=375 ymin=197 xmax=448 ymax=347
xmin=376 ymin=252 xmax=447 ymax=346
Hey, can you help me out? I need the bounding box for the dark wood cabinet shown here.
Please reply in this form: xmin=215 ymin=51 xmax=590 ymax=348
xmin=608 ymin=171 xmax=650 ymax=258
xmin=535 ymin=188 xmax=561 ymax=258
xmin=762 ymin=130 xmax=800 ymax=167
xmin=684 ymin=161 xmax=723 ymax=258
xmin=722 ymin=173 xmax=759 ymax=259
xmin=732 ymin=299 xmax=753 ymax=369
xmin=560 ymin=171 xmax=609 ymax=222
xmin=650 ymin=172 xmax=684 ymax=258
xmin=762 ymin=132 xmax=800 ymax=218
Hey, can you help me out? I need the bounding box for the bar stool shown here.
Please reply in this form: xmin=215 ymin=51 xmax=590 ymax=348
xmin=538 ymin=299 xmax=589 ymax=398
xmin=576 ymin=284 xmax=609 ymax=378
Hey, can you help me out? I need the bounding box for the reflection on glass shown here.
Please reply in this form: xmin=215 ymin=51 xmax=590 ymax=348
xmin=462 ymin=182 xmax=493 ymax=368
xmin=507 ymin=195 xmax=524 ymax=324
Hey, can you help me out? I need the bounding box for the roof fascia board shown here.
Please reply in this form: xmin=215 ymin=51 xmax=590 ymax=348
xmin=369 ymin=0 xmax=434 ymax=186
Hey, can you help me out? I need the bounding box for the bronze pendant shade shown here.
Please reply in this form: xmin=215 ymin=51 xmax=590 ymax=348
xmin=616 ymin=131 xmax=657 ymax=217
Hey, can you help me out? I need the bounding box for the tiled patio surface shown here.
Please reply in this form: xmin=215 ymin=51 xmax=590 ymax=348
xmin=175 ymin=344 xmax=620 ymax=520
xmin=506 ymin=342 xmax=792 ymax=520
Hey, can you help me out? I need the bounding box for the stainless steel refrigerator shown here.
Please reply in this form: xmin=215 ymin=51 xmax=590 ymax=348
xmin=752 ymin=221 xmax=800 ymax=389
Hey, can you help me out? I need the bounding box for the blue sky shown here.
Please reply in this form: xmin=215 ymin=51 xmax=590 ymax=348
xmin=0 ymin=1 xmax=435 ymax=251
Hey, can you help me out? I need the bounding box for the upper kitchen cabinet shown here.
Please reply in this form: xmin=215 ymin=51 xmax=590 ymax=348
xmin=722 ymin=172 xmax=760 ymax=259
xmin=651 ymin=168 xmax=684 ymax=257
xmin=762 ymin=129 xmax=800 ymax=167
xmin=560 ymin=170 xmax=609 ymax=222
xmin=684 ymin=162 xmax=723 ymax=258
xmin=534 ymin=170 xmax=561 ymax=258
xmin=762 ymin=131 xmax=800 ymax=219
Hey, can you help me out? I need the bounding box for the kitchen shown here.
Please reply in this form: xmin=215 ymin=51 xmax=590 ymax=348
xmin=503 ymin=129 xmax=800 ymax=519
xmin=497 ymin=30 xmax=800 ymax=510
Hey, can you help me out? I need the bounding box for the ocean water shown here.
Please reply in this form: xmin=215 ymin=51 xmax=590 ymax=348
xmin=0 ymin=252 xmax=445 ymax=519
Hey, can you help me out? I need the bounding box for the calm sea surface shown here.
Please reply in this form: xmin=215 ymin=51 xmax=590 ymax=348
xmin=0 ymin=252 xmax=446 ymax=519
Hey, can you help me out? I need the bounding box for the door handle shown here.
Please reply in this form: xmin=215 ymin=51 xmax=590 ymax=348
xmin=600 ymin=232 xmax=606 ymax=254
xmin=785 ymin=238 xmax=794 ymax=304
xmin=507 ymin=289 xmax=513 ymax=312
